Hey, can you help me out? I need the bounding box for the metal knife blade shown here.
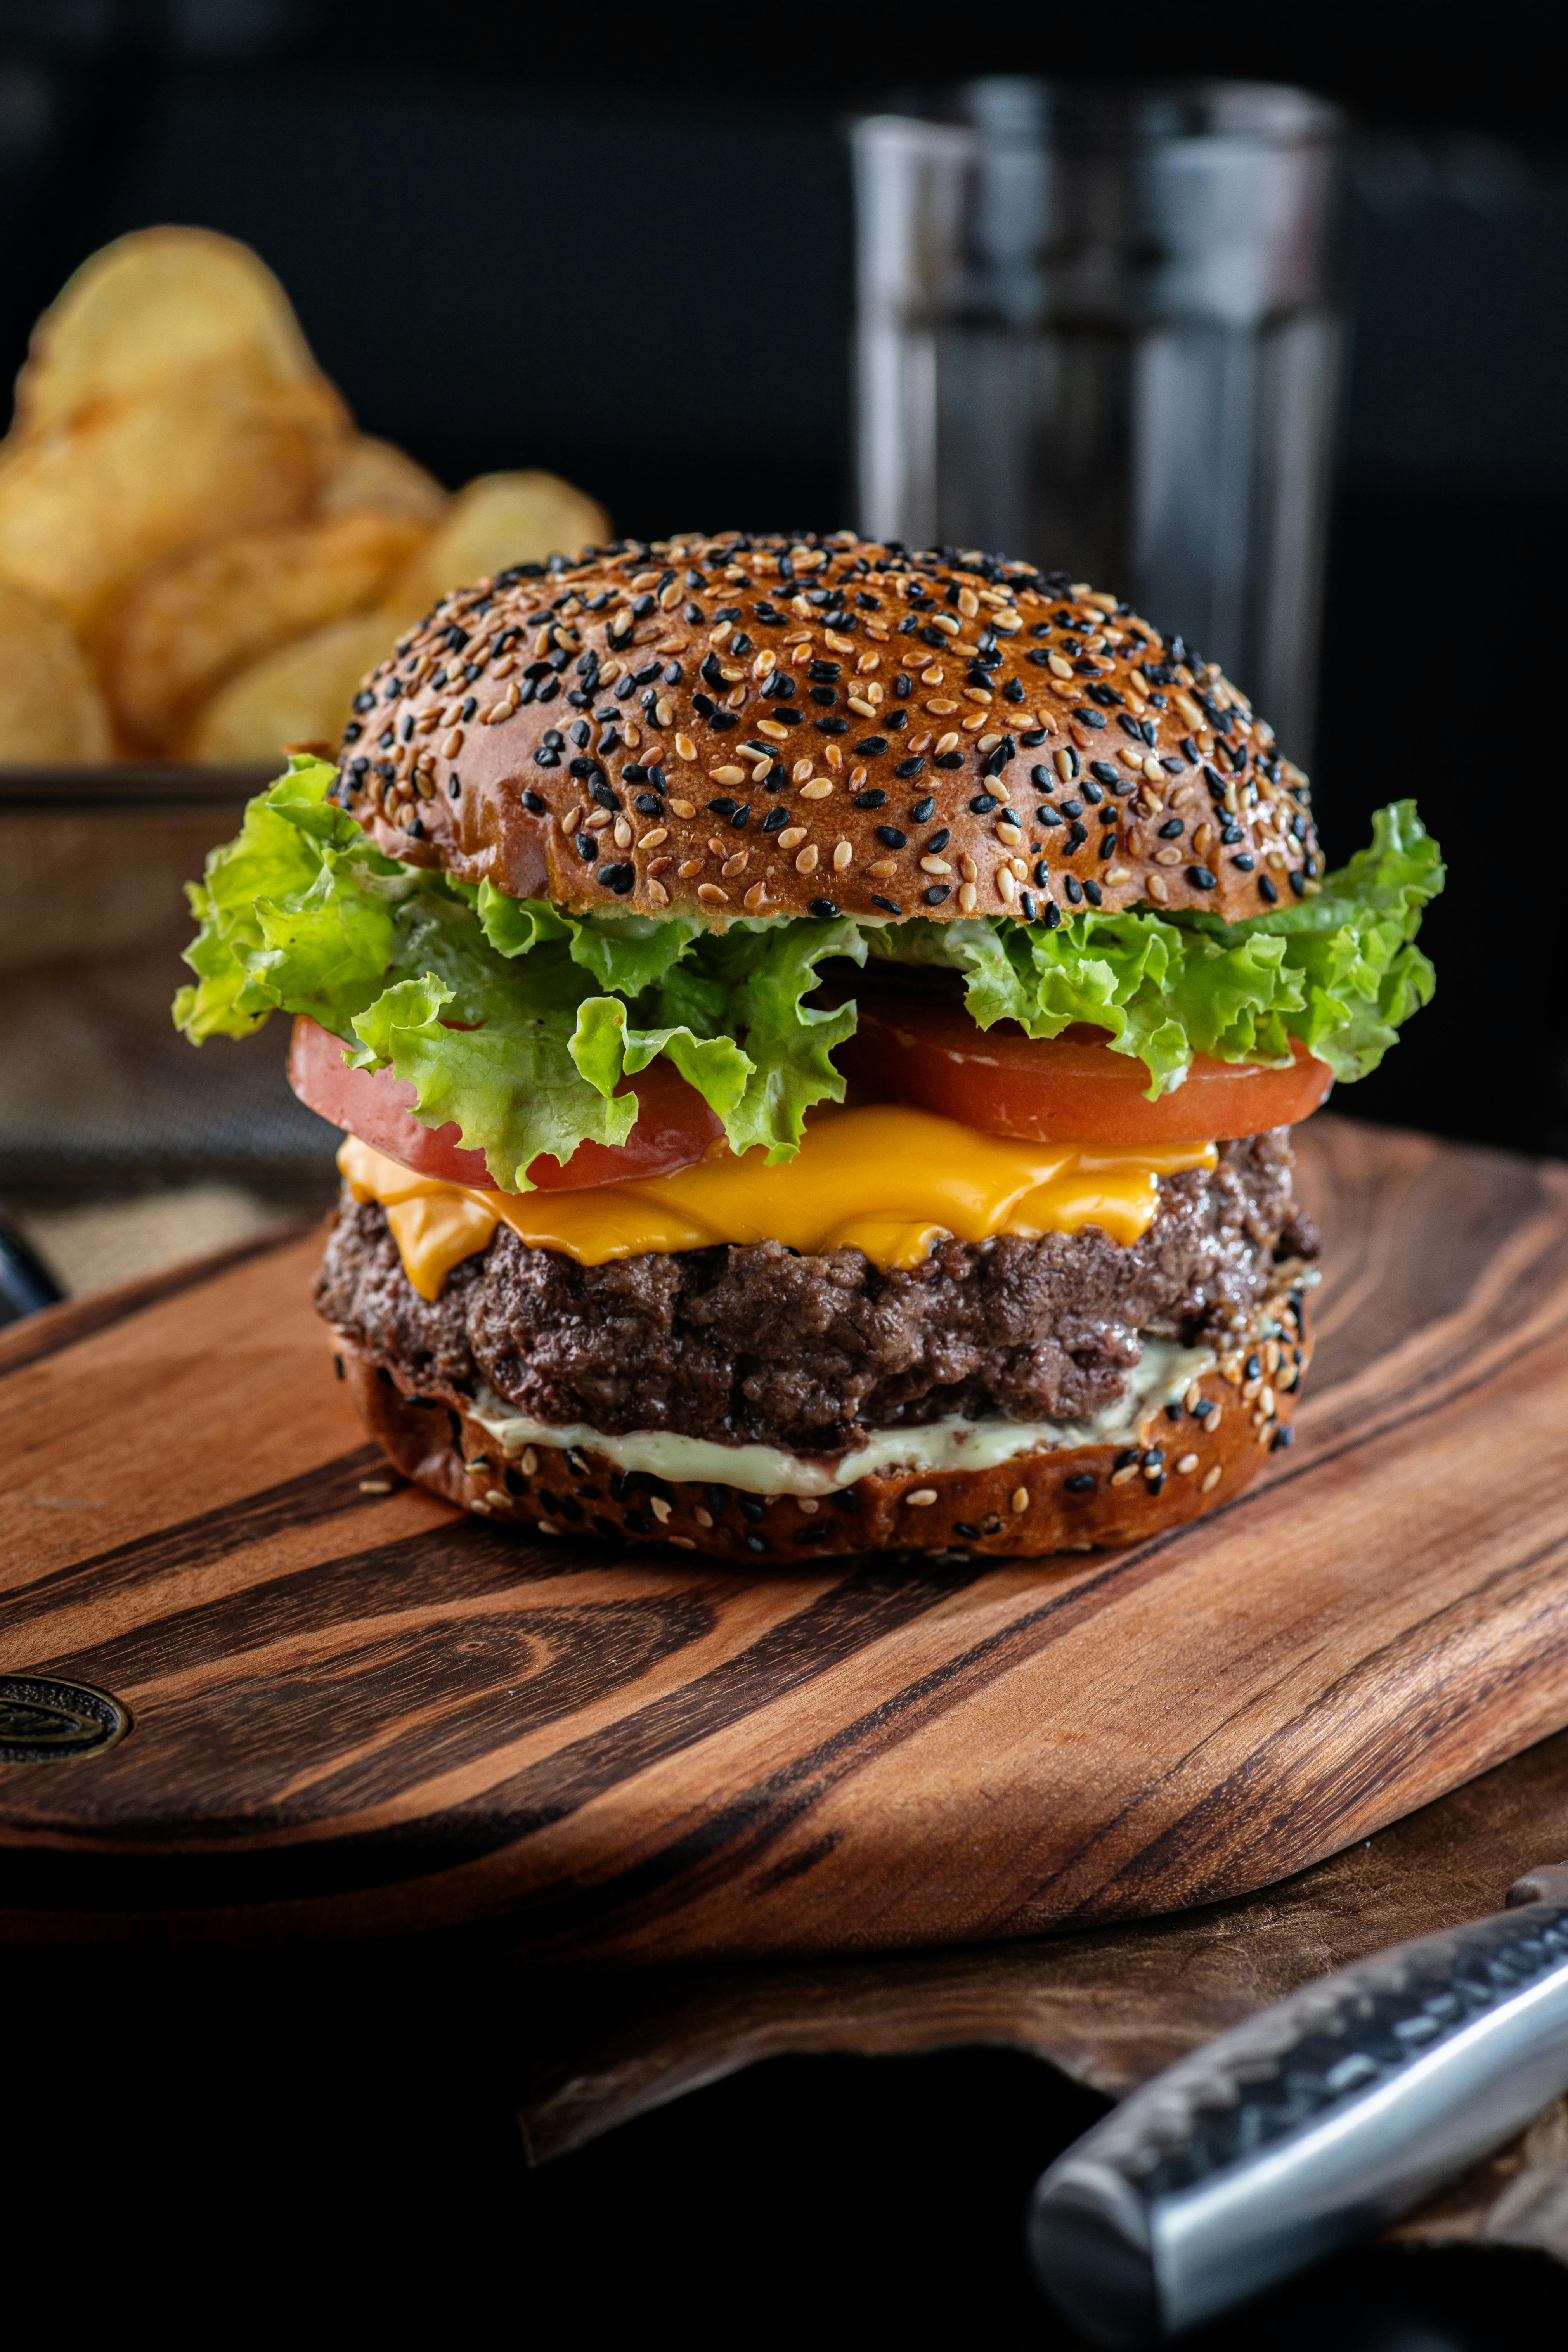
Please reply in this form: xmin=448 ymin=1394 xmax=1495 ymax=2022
xmin=1027 ymin=1861 xmax=1568 ymax=2343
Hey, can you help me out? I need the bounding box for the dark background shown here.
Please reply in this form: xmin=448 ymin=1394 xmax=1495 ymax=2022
xmin=3 ymin=10 xmax=1567 ymax=2340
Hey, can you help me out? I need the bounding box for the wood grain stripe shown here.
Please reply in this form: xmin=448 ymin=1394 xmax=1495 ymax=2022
xmin=3 ymin=1445 xmax=388 ymax=1633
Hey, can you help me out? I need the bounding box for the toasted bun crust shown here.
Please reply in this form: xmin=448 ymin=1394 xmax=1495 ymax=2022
xmin=335 ymin=532 xmax=1319 ymax=929
xmin=330 ymin=1280 xmax=1310 ymax=1563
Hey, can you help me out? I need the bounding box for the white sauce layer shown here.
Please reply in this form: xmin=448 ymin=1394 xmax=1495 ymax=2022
xmin=471 ymin=1335 xmax=1215 ymax=1497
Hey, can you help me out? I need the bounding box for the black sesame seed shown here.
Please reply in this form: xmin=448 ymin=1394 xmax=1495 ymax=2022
xmin=816 ymin=717 xmax=849 ymax=735
xmin=1288 ymin=868 xmax=1308 ymax=896
xmin=1258 ymin=875 xmax=1279 ymax=904
xmin=910 ymin=795 xmax=935 ymax=821
xmin=523 ymin=789 xmax=547 ymax=814
xmin=1187 ymin=866 xmax=1217 ymax=890
xmin=1230 ymin=852 xmax=1256 ymax=871
xmin=1075 ymin=708 xmax=1106 ymax=729
xmin=1083 ymin=878 xmax=1103 ymax=906
xmin=854 ymin=736 xmax=889 ymax=755
xmin=933 ymin=751 xmax=963 ymax=769
xmin=809 ymin=898 xmax=842 ymax=918
xmin=871 ymin=895 xmax=903 ymax=914
xmin=769 ymin=708 xmax=802 ymax=726
xmin=705 ymin=797 xmax=739 ymax=816
xmin=1065 ymin=1471 xmax=1096 ymax=1493
xmin=1019 ymin=889 xmax=1036 ymax=918
xmin=875 ymin=825 xmax=908 ymax=848
xmin=1037 ymin=805 xmax=1064 ymax=828
xmin=969 ymin=792 xmax=1000 ymax=815
xmin=1081 ymin=779 xmax=1104 ymax=805
xmin=574 ymin=832 xmax=597 ymax=860
xmin=894 ymin=672 xmax=913 ymax=698
xmin=1089 ymin=762 xmax=1119 ymax=789
xmin=923 ymin=884 xmax=951 ymax=904
xmin=927 ymin=828 xmax=951 ymax=852
xmin=1157 ymin=817 xmax=1185 ymax=839
xmin=1031 ymin=766 xmax=1055 ymax=790
xmin=598 ymin=863 xmax=635 ymax=895
xmin=1063 ymin=874 xmax=1083 ymax=905
xmin=1034 ymin=859 xmax=1050 ymax=887
xmin=762 ymin=806 xmax=789 ymax=834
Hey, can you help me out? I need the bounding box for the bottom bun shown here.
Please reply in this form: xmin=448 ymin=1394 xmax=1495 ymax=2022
xmin=328 ymin=1268 xmax=1312 ymax=1564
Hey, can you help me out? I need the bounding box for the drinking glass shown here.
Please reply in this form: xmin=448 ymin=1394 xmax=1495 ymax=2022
xmin=853 ymin=80 xmax=1345 ymax=759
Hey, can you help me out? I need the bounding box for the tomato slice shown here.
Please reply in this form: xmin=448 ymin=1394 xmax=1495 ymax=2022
xmin=836 ymin=999 xmax=1332 ymax=1147
xmin=287 ymin=1014 xmax=724 ymax=1191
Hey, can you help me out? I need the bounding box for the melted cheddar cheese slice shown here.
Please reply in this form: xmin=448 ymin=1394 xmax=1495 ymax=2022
xmin=340 ymin=1107 xmax=1216 ymax=1302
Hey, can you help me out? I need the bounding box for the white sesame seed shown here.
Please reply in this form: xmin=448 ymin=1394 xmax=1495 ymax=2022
xmin=710 ymin=764 xmax=746 ymax=785
xmin=697 ymin=882 xmax=729 ymax=903
xmin=919 ymin=854 xmax=952 ymax=875
xmin=778 ymin=826 xmax=807 ymax=849
xmin=639 ymin=826 xmax=668 ymax=849
xmin=958 ymin=881 xmax=977 ymax=912
xmin=996 ymin=821 xmax=1022 ymax=846
xmin=799 ymin=778 xmax=834 ymax=800
xmin=997 ymin=867 xmax=1016 ymax=904
xmin=674 ymin=733 xmax=696 ymax=760
xmin=669 ymin=798 xmax=695 ymax=818
xmin=904 ymin=1488 xmax=939 ymax=1507
xmin=1175 ymin=1453 xmax=1200 ymax=1475
xmin=1202 ymin=1464 xmax=1223 ymax=1492
xmin=1010 ymin=1486 xmax=1029 ymax=1514
xmin=833 ymin=840 xmax=853 ymax=872
xmin=795 ymin=844 xmax=820 ymax=873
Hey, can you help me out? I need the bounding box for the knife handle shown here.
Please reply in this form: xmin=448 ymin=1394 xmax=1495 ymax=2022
xmin=1027 ymin=1893 xmax=1568 ymax=2344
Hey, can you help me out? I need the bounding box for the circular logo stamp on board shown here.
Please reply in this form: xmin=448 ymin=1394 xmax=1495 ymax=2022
xmin=0 ymin=1675 xmax=131 ymax=1764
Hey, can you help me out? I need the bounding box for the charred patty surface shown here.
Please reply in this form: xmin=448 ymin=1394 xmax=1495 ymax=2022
xmin=314 ymin=1131 xmax=1317 ymax=1457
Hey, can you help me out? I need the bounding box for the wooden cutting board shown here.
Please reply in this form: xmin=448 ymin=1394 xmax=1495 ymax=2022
xmin=3 ymin=1115 xmax=1568 ymax=1957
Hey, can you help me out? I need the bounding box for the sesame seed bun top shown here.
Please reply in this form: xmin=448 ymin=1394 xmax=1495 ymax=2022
xmin=335 ymin=530 xmax=1320 ymax=927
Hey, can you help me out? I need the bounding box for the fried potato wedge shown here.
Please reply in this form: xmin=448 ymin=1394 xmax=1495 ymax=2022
xmin=185 ymin=609 xmax=402 ymax=762
xmin=318 ymin=436 xmax=447 ymax=524
xmin=390 ymin=471 xmax=608 ymax=613
xmin=0 ymin=381 xmax=340 ymax=636
xmin=102 ymin=509 xmax=430 ymax=752
xmin=12 ymin=226 xmax=338 ymax=434
xmin=0 ymin=577 xmax=112 ymax=760
xmin=185 ymin=470 xmax=610 ymax=762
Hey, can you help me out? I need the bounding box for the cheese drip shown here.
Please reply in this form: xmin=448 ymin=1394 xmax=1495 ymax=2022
xmin=340 ymin=1108 xmax=1216 ymax=1301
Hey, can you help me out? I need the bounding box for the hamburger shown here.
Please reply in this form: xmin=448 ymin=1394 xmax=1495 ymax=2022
xmin=175 ymin=531 xmax=1442 ymax=1562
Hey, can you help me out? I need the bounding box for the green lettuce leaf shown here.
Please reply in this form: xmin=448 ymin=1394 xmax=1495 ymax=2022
xmin=174 ymin=762 xmax=1442 ymax=1173
xmin=864 ymin=800 xmax=1442 ymax=1095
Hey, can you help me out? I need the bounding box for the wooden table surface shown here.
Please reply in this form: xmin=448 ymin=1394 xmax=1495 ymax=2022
xmin=3 ymin=1114 xmax=1567 ymax=1957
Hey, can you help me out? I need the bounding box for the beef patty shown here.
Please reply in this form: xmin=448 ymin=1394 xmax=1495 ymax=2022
xmin=314 ymin=1129 xmax=1317 ymax=1458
